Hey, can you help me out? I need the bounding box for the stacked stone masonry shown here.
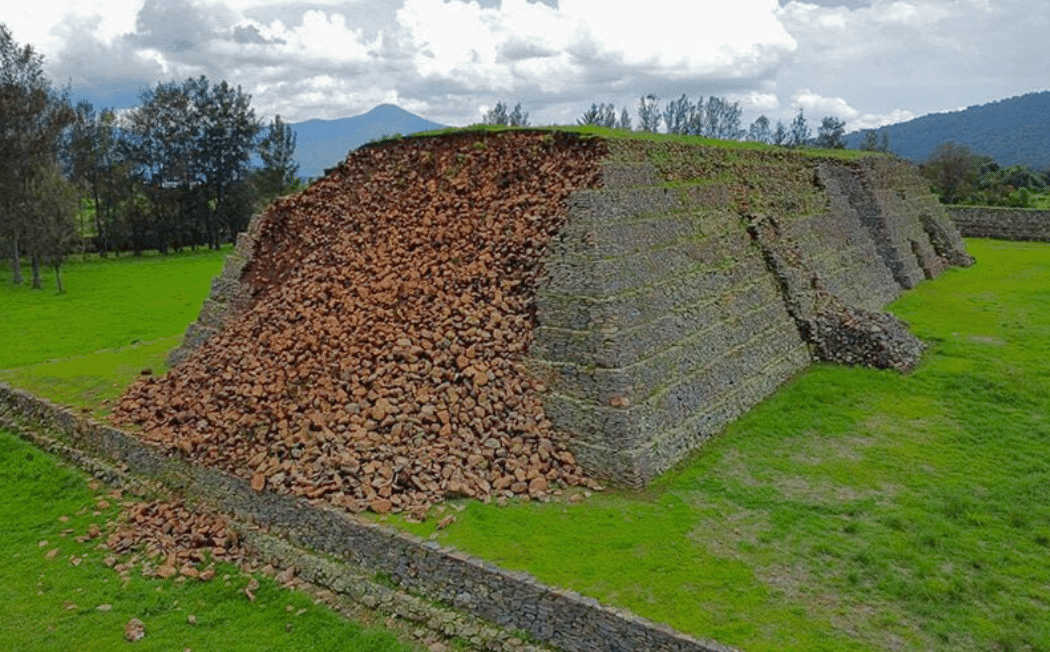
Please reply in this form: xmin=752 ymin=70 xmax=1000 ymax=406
xmin=527 ymin=140 xmax=971 ymax=485
xmin=167 ymin=132 xmax=971 ymax=488
xmin=948 ymin=206 xmax=1050 ymax=241
xmin=168 ymin=220 xmax=262 ymax=367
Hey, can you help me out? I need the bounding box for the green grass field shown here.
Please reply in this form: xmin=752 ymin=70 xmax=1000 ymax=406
xmin=0 ymin=428 xmax=417 ymax=652
xmin=0 ymin=250 xmax=420 ymax=651
xmin=391 ymin=238 xmax=1050 ymax=652
xmin=3 ymin=239 xmax=1050 ymax=652
xmin=0 ymin=249 xmax=226 ymax=414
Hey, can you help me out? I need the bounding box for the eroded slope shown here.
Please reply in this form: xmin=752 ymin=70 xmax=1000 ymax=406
xmin=115 ymin=131 xmax=605 ymax=516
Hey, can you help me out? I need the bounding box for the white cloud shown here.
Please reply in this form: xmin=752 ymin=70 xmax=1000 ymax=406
xmin=9 ymin=0 xmax=800 ymax=123
xmin=850 ymin=108 xmax=915 ymax=131
xmin=391 ymin=0 xmax=797 ymax=94
xmin=790 ymin=89 xmax=914 ymax=131
xmin=272 ymin=10 xmax=378 ymax=64
xmin=53 ymin=0 xmax=144 ymax=46
xmin=9 ymin=0 xmax=1047 ymax=130
xmin=736 ymin=91 xmax=781 ymax=114
xmin=776 ymin=0 xmax=1048 ymax=120
xmin=873 ymin=1 xmax=949 ymax=25
xmin=791 ymin=88 xmax=859 ymax=120
xmin=563 ymin=0 xmax=796 ymax=76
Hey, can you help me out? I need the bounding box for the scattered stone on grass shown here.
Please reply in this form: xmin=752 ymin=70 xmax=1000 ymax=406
xmin=99 ymin=499 xmax=247 ymax=580
xmin=124 ymin=618 xmax=145 ymax=642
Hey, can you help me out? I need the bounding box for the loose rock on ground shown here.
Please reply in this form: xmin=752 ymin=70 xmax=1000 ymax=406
xmin=114 ymin=131 xmax=606 ymax=516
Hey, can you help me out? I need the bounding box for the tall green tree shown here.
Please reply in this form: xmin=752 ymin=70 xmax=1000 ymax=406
xmin=124 ymin=75 xmax=260 ymax=253
xmin=617 ymin=107 xmax=632 ymax=131
xmin=637 ymin=94 xmax=660 ymax=133
xmin=507 ymin=102 xmax=529 ymax=127
xmin=255 ymin=114 xmax=300 ymax=207
xmin=65 ymin=102 xmax=130 ymax=256
xmin=0 ymin=23 xmax=74 ymax=282
xmin=921 ymin=141 xmax=980 ymax=204
xmin=578 ymin=103 xmax=618 ymax=128
xmin=686 ymin=97 xmax=704 ymax=136
xmin=123 ymin=78 xmax=197 ymax=253
xmin=25 ymin=162 xmax=78 ymax=292
xmin=663 ymin=94 xmax=692 ymax=135
xmin=703 ymin=96 xmax=743 ymax=140
xmin=859 ymin=128 xmax=891 ymax=153
xmin=772 ymin=120 xmax=788 ymax=146
xmin=195 ymin=78 xmax=260 ymax=247
xmin=815 ymin=116 xmax=847 ymax=149
xmin=788 ymin=109 xmax=811 ymax=148
xmin=483 ymin=101 xmax=529 ymax=127
xmin=747 ymin=115 xmax=773 ymax=144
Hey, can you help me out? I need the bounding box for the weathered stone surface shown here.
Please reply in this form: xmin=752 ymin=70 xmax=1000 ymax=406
xmin=949 ymin=206 xmax=1050 ymax=242
xmin=531 ymin=142 xmax=971 ymax=485
xmin=142 ymin=132 xmax=972 ymax=494
xmin=810 ymin=306 xmax=925 ymax=372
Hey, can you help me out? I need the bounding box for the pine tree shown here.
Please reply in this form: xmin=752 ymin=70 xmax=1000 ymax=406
xmin=788 ymin=109 xmax=811 ymax=148
xmin=637 ymin=94 xmax=661 ymax=133
xmin=816 ymin=116 xmax=847 ymax=149
xmin=255 ymin=114 xmax=299 ymax=206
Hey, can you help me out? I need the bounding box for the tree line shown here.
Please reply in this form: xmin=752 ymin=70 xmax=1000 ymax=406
xmin=0 ymin=23 xmax=300 ymax=291
xmin=486 ymin=93 xmax=893 ymax=152
xmin=921 ymin=141 xmax=1050 ymax=207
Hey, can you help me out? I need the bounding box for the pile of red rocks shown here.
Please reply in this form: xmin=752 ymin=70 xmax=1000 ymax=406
xmin=114 ymin=131 xmax=606 ymax=517
xmin=102 ymin=499 xmax=247 ymax=580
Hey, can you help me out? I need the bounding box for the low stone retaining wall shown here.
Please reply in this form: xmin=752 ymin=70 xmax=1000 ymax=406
xmin=0 ymin=382 xmax=738 ymax=652
xmin=948 ymin=206 xmax=1050 ymax=241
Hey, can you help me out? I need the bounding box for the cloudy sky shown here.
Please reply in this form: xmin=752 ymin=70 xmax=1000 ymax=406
xmin=5 ymin=0 xmax=1047 ymax=131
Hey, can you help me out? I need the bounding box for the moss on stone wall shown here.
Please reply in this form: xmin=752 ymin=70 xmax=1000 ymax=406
xmin=168 ymin=129 xmax=972 ymax=489
xmin=531 ymin=135 xmax=972 ymax=485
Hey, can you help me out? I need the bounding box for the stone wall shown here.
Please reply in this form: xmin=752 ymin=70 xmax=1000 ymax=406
xmin=166 ymin=217 xmax=262 ymax=367
xmin=948 ymin=206 xmax=1050 ymax=241
xmin=0 ymin=383 xmax=737 ymax=652
xmin=526 ymin=143 xmax=972 ymax=485
xmin=528 ymin=168 xmax=811 ymax=486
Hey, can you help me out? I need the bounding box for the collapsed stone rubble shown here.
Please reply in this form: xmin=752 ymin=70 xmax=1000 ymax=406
xmin=114 ymin=131 xmax=606 ymax=515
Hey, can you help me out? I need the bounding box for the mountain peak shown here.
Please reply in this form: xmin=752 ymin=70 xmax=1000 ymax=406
xmin=289 ymin=105 xmax=447 ymax=179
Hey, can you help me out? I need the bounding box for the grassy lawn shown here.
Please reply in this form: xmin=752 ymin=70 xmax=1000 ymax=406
xmin=0 ymin=249 xmax=420 ymax=651
xmin=0 ymin=248 xmax=225 ymax=371
xmin=391 ymin=239 xmax=1050 ymax=652
xmin=0 ymin=249 xmax=226 ymax=412
xmin=4 ymin=240 xmax=1050 ymax=651
xmin=0 ymin=428 xmax=417 ymax=652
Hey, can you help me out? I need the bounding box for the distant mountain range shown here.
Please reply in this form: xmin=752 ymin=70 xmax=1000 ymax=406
xmin=288 ymin=91 xmax=1050 ymax=180
xmin=289 ymin=104 xmax=447 ymax=179
xmin=845 ymin=90 xmax=1050 ymax=170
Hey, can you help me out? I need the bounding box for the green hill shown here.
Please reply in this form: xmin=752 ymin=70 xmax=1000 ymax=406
xmin=846 ymin=90 xmax=1050 ymax=169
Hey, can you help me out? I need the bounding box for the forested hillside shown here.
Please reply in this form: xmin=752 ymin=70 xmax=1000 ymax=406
xmin=846 ymin=91 xmax=1050 ymax=169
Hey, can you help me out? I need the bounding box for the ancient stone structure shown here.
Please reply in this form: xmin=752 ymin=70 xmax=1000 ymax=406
xmin=167 ymin=220 xmax=260 ymax=368
xmin=1 ymin=131 xmax=977 ymax=652
xmin=948 ymin=206 xmax=1050 ymax=241
xmin=526 ymin=141 xmax=972 ymax=485
xmin=164 ymin=131 xmax=972 ymax=490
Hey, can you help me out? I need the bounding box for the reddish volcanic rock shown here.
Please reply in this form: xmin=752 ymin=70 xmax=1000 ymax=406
xmin=113 ymin=130 xmax=606 ymax=516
